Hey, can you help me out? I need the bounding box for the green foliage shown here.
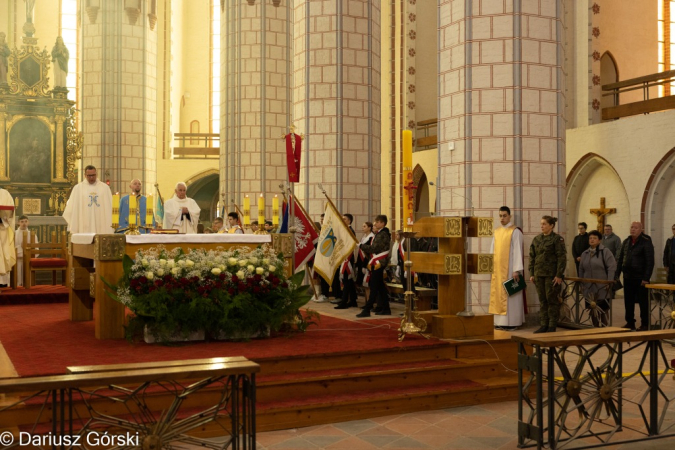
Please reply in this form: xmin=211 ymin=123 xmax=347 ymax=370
xmin=107 ymin=247 xmax=316 ymax=343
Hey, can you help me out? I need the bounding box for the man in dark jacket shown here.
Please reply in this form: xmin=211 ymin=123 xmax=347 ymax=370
xmin=572 ymin=222 xmax=590 ymax=275
xmin=357 ymin=214 xmax=391 ymax=317
xmin=615 ymin=222 xmax=654 ymax=331
xmin=662 ymin=224 xmax=675 ymax=284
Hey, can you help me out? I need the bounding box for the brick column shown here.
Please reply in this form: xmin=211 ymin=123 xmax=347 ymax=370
xmin=81 ymin=1 xmax=157 ymax=194
xmin=220 ymin=0 xmax=292 ymax=218
xmin=293 ymin=0 xmax=381 ymax=220
xmin=438 ymin=0 xmax=566 ymax=308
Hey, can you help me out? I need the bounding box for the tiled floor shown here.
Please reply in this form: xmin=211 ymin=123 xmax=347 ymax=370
xmin=255 ymin=296 xmax=675 ymax=449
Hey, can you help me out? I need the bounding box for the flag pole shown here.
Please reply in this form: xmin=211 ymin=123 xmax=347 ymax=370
xmin=285 ymin=187 xmax=320 ymax=235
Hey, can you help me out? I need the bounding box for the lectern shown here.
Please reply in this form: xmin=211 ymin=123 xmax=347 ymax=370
xmin=410 ymin=216 xmax=494 ymax=338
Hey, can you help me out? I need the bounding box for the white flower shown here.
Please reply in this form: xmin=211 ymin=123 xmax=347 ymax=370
xmin=146 ymin=271 xmax=154 ymax=280
xmin=236 ymin=270 xmax=245 ymax=279
xmin=228 ymin=257 xmax=238 ymax=266
xmin=159 ymin=259 xmax=167 ymax=266
xmin=247 ymin=265 xmax=255 ymax=272
xmin=178 ymin=260 xmax=186 ymax=267
xmin=171 ymin=267 xmax=180 ymax=276
xmin=212 ymin=268 xmax=222 ymax=275
xmin=256 ymin=267 xmax=264 ymax=275
xmin=269 ymin=265 xmax=277 ymax=273
xmin=263 ymin=258 xmax=270 ymax=265
xmin=167 ymin=259 xmax=176 ymax=268
xmin=186 ymin=260 xmax=195 ymax=267
xmin=219 ymin=265 xmax=226 ymax=271
xmin=156 ymin=269 xmax=165 ymax=276
xmin=238 ymin=259 xmax=248 ymax=267
xmin=141 ymin=258 xmax=149 ymax=267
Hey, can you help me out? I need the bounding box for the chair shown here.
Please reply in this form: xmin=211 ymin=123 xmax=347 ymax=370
xmin=22 ymin=230 xmax=68 ymax=289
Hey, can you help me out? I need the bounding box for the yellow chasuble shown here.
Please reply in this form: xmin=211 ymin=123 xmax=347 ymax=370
xmin=489 ymin=225 xmax=515 ymax=315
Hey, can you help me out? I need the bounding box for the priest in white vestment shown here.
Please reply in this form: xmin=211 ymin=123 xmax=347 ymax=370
xmin=489 ymin=206 xmax=524 ymax=329
xmin=0 ymin=188 xmax=16 ymax=286
xmin=62 ymin=165 xmax=113 ymax=234
xmin=162 ymin=182 xmax=200 ymax=234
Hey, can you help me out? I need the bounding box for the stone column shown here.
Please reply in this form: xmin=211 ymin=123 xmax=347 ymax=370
xmin=220 ymin=0 xmax=292 ymax=217
xmin=438 ymin=0 xmax=567 ymax=307
xmin=81 ymin=0 xmax=157 ymax=194
xmin=293 ymin=0 xmax=381 ymax=218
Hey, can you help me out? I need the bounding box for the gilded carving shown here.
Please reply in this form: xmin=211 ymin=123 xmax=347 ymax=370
xmin=89 ymin=273 xmax=96 ymax=297
xmin=94 ymin=235 xmax=126 ymax=261
xmin=478 ymin=254 xmax=494 ymax=274
xmin=477 ymin=218 xmax=493 ymax=237
xmin=70 ymin=267 xmax=75 ymax=286
xmin=444 ymin=255 xmax=462 ymax=275
xmin=7 ymin=42 xmax=51 ymax=97
xmin=66 ymin=107 xmax=83 ymax=186
xmin=281 ymin=235 xmax=293 ymax=257
xmin=444 ymin=217 xmax=462 ymax=237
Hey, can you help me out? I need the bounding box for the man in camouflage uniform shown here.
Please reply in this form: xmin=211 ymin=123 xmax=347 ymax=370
xmin=529 ymin=216 xmax=567 ymax=333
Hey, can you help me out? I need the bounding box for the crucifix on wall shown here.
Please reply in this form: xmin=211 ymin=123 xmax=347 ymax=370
xmin=590 ymin=197 xmax=616 ymax=232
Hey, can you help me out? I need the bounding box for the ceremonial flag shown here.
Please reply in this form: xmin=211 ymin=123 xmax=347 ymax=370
xmin=154 ymin=186 xmax=164 ymax=225
xmin=314 ymin=201 xmax=358 ymax=285
xmin=280 ymin=195 xmax=320 ymax=270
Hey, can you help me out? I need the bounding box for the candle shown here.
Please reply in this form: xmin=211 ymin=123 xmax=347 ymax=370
xmin=146 ymin=194 xmax=154 ymax=228
xmin=243 ymin=195 xmax=251 ymax=226
xmin=112 ymin=193 xmax=120 ymax=228
xmin=129 ymin=194 xmax=137 ymax=226
xmin=402 ymin=129 xmax=414 ymax=229
xmin=272 ymin=195 xmax=279 ymax=226
xmin=258 ymin=194 xmax=265 ymax=226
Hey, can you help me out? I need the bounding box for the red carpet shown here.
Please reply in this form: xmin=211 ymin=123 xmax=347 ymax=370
xmin=0 ymin=285 xmax=69 ymax=305
xmin=0 ymin=304 xmax=447 ymax=378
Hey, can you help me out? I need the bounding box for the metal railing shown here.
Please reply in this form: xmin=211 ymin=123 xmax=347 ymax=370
xmin=602 ymin=70 xmax=675 ymax=120
xmin=415 ymin=118 xmax=437 ymax=151
xmin=173 ymin=133 xmax=220 ymax=158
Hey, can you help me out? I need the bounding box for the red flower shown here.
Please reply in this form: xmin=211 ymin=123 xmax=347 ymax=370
xmin=139 ymin=276 xmax=147 ymax=284
xmin=228 ymin=288 xmax=235 ymax=296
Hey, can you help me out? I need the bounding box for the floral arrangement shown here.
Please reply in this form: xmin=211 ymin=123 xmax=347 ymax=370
xmin=104 ymin=245 xmax=313 ymax=343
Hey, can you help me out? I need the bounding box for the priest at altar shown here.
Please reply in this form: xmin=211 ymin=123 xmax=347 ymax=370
xmin=162 ymin=182 xmax=200 ymax=234
xmin=63 ymin=165 xmax=113 ymax=234
xmin=489 ymin=206 xmax=525 ymax=329
xmin=0 ymin=188 xmax=16 ymax=286
xmin=117 ymin=179 xmax=154 ymax=233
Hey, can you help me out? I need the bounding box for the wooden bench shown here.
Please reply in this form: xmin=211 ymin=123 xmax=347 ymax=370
xmin=513 ymin=328 xmax=675 ymax=449
xmin=0 ymin=357 xmax=260 ymax=446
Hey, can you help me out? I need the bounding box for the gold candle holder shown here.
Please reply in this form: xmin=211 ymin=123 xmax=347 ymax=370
xmin=397 ymin=230 xmax=428 ymax=342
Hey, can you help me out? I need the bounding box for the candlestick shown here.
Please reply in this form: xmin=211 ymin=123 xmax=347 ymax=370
xmin=402 ymin=129 xmax=414 ymax=230
xmin=243 ymin=195 xmax=251 ymax=226
xmin=112 ymin=193 xmax=120 ymax=228
xmin=272 ymin=195 xmax=279 ymax=226
xmin=129 ymin=194 xmax=137 ymax=226
xmin=258 ymin=193 xmax=265 ymax=226
xmin=146 ymin=194 xmax=154 ymax=228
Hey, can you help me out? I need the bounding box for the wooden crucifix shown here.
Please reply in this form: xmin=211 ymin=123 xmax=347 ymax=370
xmin=590 ymin=197 xmax=616 ymax=232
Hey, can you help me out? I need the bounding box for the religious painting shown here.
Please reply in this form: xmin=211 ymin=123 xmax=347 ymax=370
xmin=8 ymin=117 xmax=52 ymax=184
xmin=22 ymin=198 xmax=41 ymax=215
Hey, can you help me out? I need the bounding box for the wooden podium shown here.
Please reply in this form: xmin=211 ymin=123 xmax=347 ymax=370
xmin=410 ymin=216 xmax=494 ymax=339
xmin=68 ymin=233 xmax=294 ymax=339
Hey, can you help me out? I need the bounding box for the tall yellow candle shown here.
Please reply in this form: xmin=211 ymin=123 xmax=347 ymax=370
xmin=243 ymin=195 xmax=251 ymax=226
xmin=258 ymin=194 xmax=265 ymax=226
xmin=112 ymin=193 xmax=120 ymax=228
xmin=129 ymin=194 xmax=137 ymax=226
xmin=272 ymin=195 xmax=279 ymax=226
xmin=402 ymin=129 xmax=414 ymax=229
xmin=146 ymin=195 xmax=154 ymax=228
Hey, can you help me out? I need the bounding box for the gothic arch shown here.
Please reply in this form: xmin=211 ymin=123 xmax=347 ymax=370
xmin=600 ymin=51 xmax=619 ymax=110
xmin=184 ymin=169 xmax=220 ymax=225
xmin=412 ymin=164 xmax=430 ymax=218
xmin=566 ymin=153 xmax=629 ymax=272
xmin=641 ymin=146 xmax=675 ymax=249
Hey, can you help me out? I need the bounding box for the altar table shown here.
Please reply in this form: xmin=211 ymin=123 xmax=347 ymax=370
xmin=68 ymin=233 xmax=294 ymax=339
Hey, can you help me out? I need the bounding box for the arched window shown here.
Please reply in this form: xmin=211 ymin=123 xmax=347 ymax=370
xmin=211 ymin=1 xmax=221 ymax=134
xmin=60 ymin=0 xmax=79 ymax=103
xmin=600 ymin=52 xmax=618 ymax=111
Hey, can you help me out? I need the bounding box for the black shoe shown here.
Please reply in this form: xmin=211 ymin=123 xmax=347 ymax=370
xmin=356 ymin=310 xmax=371 ymax=318
xmin=547 ymin=327 xmax=557 ymax=333
xmin=334 ymin=304 xmax=349 ymax=310
xmin=622 ymin=323 xmax=636 ymax=331
xmin=637 ymin=325 xmax=649 ymax=332
xmin=374 ymin=310 xmax=391 ymax=316
xmin=372 ymin=308 xmax=382 ymax=314
xmin=347 ymin=302 xmax=358 ymax=308
xmin=533 ymin=326 xmax=548 ymax=334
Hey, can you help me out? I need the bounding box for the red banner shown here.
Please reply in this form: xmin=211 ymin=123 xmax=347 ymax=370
xmin=285 ymin=133 xmax=302 ymax=182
